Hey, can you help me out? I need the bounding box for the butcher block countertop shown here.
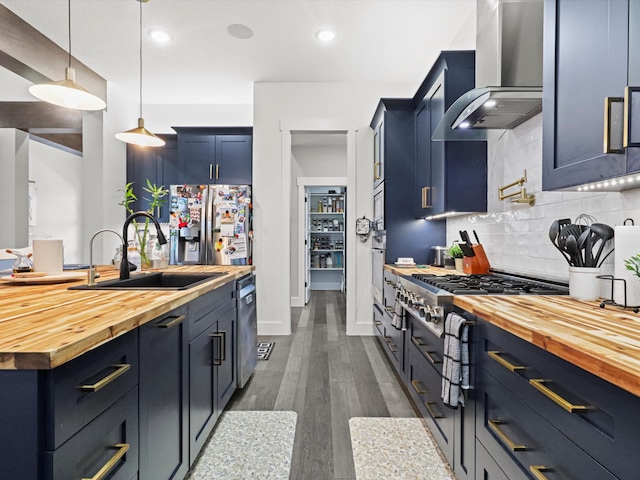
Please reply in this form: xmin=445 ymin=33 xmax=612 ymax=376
xmin=0 ymin=265 xmax=253 ymax=370
xmin=455 ymin=295 xmax=640 ymax=397
xmin=384 ymin=264 xmax=456 ymax=276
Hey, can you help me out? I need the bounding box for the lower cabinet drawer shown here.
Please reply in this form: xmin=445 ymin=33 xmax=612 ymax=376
xmin=477 ymin=317 xmax=640 ymax=479
xmin=407 ymin=349 xmax=454 ymax=464
xmin=477 ymin=370 xmax=617 ymax=480
xmin=45 ymin=386 xmax=139 ymax=480
xmin=373 ymin=301 xmax=384 ymax=336
xmin=407 ymin=314 xmax=444 ymax=375
xmin=381 ymin=317 xmax=403 ymax=369
xmin=475 ymin=438 xmax=519 ymax=480
xmin=46 ymin=329 xmax=139 ymax=449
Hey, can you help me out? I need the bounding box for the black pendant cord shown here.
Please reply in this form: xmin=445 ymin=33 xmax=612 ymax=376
xmin=139 ymin=0 xmax=143 ymax=119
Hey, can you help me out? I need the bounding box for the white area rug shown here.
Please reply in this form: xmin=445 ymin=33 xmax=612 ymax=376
xmin=349 ymin=417 xmax=456 ymax=480
xmin=189 ymin=411 xmax=297 ymax=480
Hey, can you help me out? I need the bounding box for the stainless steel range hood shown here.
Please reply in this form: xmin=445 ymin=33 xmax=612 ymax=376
xmin=432 ymin=0 xmax=543 ymax=141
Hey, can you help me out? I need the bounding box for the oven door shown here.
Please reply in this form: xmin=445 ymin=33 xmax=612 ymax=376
xmin=372 ymin=246 xmax=385 ymax=305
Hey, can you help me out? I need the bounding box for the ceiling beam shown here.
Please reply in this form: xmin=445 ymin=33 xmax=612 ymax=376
xmin=0 ymin=4 xmax=107 ymax=106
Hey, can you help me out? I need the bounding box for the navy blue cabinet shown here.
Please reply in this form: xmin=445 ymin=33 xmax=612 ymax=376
xmin=174 ymin=127 xmax=252 ymax=185
xmin=542 ymin=0 xmax=640 ymax=190
xmin=414 ymin=51 xmax=487 ymax=218
xmin=188 ymin=286 xmax=237 ymax=465
xmin=125 ymin=135 xmax=178 ymax=222
xmin=139 ymin=307 xmax=189 ymax=480
xmin=370 ymin=99 xmax=445 ymax=264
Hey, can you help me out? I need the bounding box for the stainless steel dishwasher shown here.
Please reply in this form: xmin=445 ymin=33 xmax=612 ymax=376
xmin=236 ymin=273 xmax=257 ymax=388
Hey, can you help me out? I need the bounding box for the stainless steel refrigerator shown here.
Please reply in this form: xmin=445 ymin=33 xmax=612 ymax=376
xmin=169 ymin=184 xmax=252 ymax=266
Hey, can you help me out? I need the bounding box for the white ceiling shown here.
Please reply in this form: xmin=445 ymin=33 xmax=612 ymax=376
xmin=1 ymin=0 xmax=476 ymax=106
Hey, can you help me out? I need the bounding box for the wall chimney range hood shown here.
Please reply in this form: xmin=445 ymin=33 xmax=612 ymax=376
xmin=432 ymin=0 xmax=543 ymax=141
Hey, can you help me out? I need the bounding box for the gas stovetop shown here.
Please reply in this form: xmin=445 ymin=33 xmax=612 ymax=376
xmin=411 ymin=273 xmax=569 ymax=296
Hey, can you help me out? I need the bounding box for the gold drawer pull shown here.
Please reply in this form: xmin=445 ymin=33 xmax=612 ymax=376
xmin=388 ymin=343 xmax=398 ymax=353
xmin=155 ymin=314 xmax=186 ymax=329
xmin=487 ymin=350 xmax=525 ymax=372
xmin=425 ymin=350 xmax=441 ymax=364
xmin=411 ymin=380 xmax=427 ymax=395
xmin=373 ymin=320 xmax=382 ymax=326
xmin=421 ymin=186 xmax=432 ymax=208
xmin=425 ymin=402 xmax=444 ymax=419
xmin=385 ymin=306 xmax=395 ymax=313
xmin=488 ymin=419 xmax=526 ymax=451
xmin=530 ymin=465 xmax=551 ymax=480
xmin=529 ymin=379 xmax=588 ymax=413
xmin=216 ymin=164 xmax=220 ymax=180
xmin=374 ymin=162 xmax=381 ymax=180
xmin=82 ymin=443 xmax=130 ymax=480
xmin=412 ymin=336 xmax=427 ymax=347
xmin=79 ymin=364 xmax=131 ymax=392
xmin=209 ymin=164 xmax=214 ymax=179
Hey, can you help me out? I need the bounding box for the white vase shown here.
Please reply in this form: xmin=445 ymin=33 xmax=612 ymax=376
xmin=454 ymin=258 xmax=464 ymax=272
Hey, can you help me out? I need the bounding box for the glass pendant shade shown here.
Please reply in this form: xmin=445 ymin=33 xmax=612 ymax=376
xmin=115 ymin=117 xmax=165 ymax=147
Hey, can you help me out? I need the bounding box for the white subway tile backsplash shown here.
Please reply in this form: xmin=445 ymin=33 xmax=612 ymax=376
xmin=446 ymin=113 xmax=640 ymax=282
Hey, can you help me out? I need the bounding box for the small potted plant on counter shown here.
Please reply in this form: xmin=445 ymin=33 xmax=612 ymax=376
xmin=119 ymin=180 xmax=168 ymax=268
xmin=448 ymin=243 xmax=464 ymax=272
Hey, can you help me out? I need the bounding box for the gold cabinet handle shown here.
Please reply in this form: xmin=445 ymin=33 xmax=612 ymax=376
xmin=623 ymin=86 xmax=640 ymax=148
xmin=210 ymin=331 xmax=226 ymax=365
xmin=155 ymin=314 xmax=185 ymax=329
xmin=529 ymin=379 xmax=588 ymax=413
xmin=488 ymin=419 xmax=526 ymax=451
xmin=425 ymin=350 xmax=440 ymax=365
xmin=530 ymin=465 xmax=551 ymax=480
xmin=373 ymin=320 xmax=382 ymax=326
xmin=216 ymin=164 xmax=219 ymax=180
xmin=487 ymin=350 xmax=525 ymax=372
xmin=421 ymin=187 xmax=432 ymax=209
xmin=374 ymin=162 xmax=381 ymax=180
xmin=385 ymin=306 xmax=394 ymax=313
xmin=411 ymin=336 xmax=427 ymax=348
xmin=425 ymin=402 xmax=444 ymax=419
xmin=411 ymin=380 xmax=427 ymax=395
xmin=81 ymin=443 xmax=130 ymax=480
xmin=604 ymin=96 xmax=625 ymax=153
xmin=209 ymin=164 xmax=213 ymax=179
xmin=79 ymin=364 xmax=131 ymax=392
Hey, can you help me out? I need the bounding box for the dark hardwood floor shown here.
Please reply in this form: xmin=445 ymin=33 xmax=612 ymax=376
xmin=227 ymin=290 xmax=417 ymax=480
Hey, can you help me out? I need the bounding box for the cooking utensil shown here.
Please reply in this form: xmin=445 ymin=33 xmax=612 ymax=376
xmin=458 ymin=242 xmax=475 ymax=257
xmin=565 ymin=234 xmax=581 ymax=266
xmin=590 ymin=223 xmax=615 ymax=266
xmin=548 ymin=219 xmax=571 ymax=264
xmin=576 ymin=228 xmax=592 ymax=266
xmin=459 ymin=230 xmax=471 ymax=245
xmin=473 ymin=230 xmax=481 ymax=244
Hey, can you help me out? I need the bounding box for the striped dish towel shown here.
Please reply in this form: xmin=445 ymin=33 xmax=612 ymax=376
xmin=441 ymin=312 xmax=469 ymax=408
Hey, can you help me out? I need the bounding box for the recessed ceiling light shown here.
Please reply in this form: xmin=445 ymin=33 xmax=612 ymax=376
xmin=148 ymin=28 xmax=172 ymax=42
xmin=316 ymin=29 xmax=338 ymax=42
xmin=227 ymin=24 xmax=254 ymax=39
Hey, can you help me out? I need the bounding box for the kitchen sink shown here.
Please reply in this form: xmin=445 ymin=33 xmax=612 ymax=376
xmin=69 ymin=271 xmax=227 ymax=291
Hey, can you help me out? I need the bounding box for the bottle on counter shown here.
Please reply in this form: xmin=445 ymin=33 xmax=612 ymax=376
xmin=127 ymin=246 xmax=141 ymax=273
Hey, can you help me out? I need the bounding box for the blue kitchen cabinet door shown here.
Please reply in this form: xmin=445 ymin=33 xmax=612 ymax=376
xmin=125 ymin=135 xmax=178 ymax=223
xmin=542 ymin=0 xmax=640 ymax=190
xmin=414 ymin=52 xmax=487 ymax=219
xmin=179 ymin=133 xmax=217 ymax=185
xmin=215 ymin=135 xmax=252 ymax=185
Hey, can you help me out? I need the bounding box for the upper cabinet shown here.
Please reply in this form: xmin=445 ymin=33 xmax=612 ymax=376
xmin=175 ymin=128 xmax=252 ymax=186
xmin=542 ymin=0 xmax=640 ymax=190
xmin=414 ymin=51 xmax=487 ymax=218
xmin=126 ymin=135 xmax=179 ymax=223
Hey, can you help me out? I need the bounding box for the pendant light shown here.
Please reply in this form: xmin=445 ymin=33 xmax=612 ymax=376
xmin=116 ymin=0 xmax=165 ymax=147
xmin=28 ymin=0 xmax=106 ymax=111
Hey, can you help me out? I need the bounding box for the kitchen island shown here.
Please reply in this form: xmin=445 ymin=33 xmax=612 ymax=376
xmin=0 ymin=265 xmax=253 ymax=480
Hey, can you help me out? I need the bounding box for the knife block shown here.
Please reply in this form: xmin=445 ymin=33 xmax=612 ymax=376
xmin=463 ymin=244 xmax=490 ymax=274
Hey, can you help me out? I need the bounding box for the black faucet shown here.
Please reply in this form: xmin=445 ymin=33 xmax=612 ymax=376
xmin=120 ymin=211 xmax=168 ymax=280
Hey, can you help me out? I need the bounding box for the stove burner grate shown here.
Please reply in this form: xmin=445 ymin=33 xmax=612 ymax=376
xmin=411 ymin=273 xmax=568 ymax=296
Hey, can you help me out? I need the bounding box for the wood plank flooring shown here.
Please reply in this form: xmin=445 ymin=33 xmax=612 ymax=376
xmin=227 ymin=291 xmax=417 ymax=480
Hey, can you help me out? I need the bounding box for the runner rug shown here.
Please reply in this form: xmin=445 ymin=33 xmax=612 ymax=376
xmin=349 ymin=417 xmax=455 ymax=480
xmin=189 ymin=411 xmax=297 ymax=479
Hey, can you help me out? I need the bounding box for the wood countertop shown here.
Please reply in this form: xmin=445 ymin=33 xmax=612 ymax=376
xmin=0 ymin=265 xmax=253 ymax=370
xmin=384 ymin=264 xmax=458 ymax=276
xmin=454 ymin=295 xmax=640 ymax=398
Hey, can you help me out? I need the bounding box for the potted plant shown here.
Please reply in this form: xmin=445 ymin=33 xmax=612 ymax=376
xmin=119 ymin=180 xmax=168 ymax=267
xmin=448 ymin=243 xmax=464 ymax=271
xmin=624 ymin=253 xmax=640 ymax=278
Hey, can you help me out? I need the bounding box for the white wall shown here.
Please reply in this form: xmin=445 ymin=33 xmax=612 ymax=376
xmin=447 ymin=113 xmax=640 ymax=286
xmin=253 ymin=81 xmax=416 ymax=336
xmin=28 ymin=139 xmax=83 ymax=263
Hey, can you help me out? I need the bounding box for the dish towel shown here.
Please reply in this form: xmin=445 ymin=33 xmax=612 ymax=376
xmin=441 ymin=312 xmax=469 ymax=408
xmin=391 ymin=295 xmax=406 ymax=331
